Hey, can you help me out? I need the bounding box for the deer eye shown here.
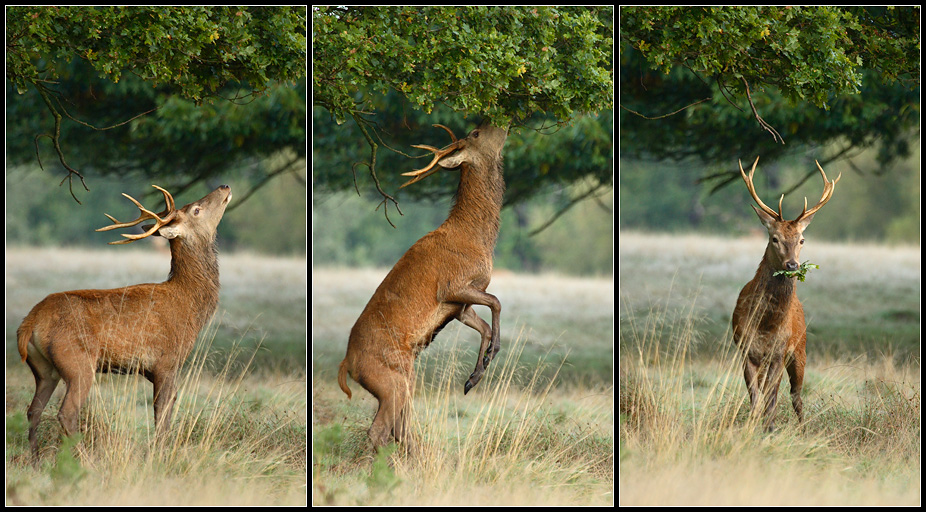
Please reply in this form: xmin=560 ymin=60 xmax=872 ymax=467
xmin=194 ymin=207 xmax=201 ymax=215
xmin=800 ymin=239 xmax=804 ymax=244
xmin=771 ymin=236 xmax=779 ymax=243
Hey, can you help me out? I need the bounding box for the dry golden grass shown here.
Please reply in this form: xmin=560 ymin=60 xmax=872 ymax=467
xmin=6 ymin=247 xmax=306 ymax=506
xmin=619 ymin=231 xmax=920 ymax=506
xmin=312 ymin=267 xmax=614 ymax=505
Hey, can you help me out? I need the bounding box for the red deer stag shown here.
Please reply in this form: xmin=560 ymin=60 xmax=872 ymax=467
xmin=17 ymin=185 xmax=231 ymax=457
xmin=732 ymin=156 xmax=839 ymax=431
xmin=338 ymin=120 xmax=508 ymax=450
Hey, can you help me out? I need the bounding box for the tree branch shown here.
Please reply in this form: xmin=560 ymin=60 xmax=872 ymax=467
xmin=351 ymin=112 xmax=402 ymax=228
xmin=741 ymin=77 xmax=785 ymax=145
xmin=33 ymin=81 xmax=89 ymax=204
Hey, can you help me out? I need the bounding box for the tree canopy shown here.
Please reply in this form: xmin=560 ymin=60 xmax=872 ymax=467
xmin=620 ymin=6 xmax=919 ymax=192
xmin=8 ymin=6 xmax=305 ymax=102
xmin=313 ymin=6 xmax=613 ymax=224
xmin=6 ymin=6 xmax=307 ymax=201
xmin=314 ymin=6 xmax=612 ymax=126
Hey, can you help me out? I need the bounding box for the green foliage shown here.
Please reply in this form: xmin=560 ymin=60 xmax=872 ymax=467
xmin=313 ymin=98 xmax=612 ymax=208
xmin=6 ymin=6 xmax=306 ymax=201
xmin=6 ymin=64 xmax=306 ymax=188
xmin=313 ymin=6 xmax=612 ymax=125
xmin=51 ymin=433 xmax=87 ymax=485
xmin=619 ymin=6 xmax=919 ymax=173
xmin=366 ymin=444 xmax=401 ymax=496
xmin=8 ymin=6 xmax=306 ymax=102
xmin=621 ymin=6 xmax=917 ymax=110
xmin=773 ymin=261 xmax=819 ymax=282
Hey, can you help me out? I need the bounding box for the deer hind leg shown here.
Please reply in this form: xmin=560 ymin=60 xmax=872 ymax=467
xmin=56 ymin=363 xmax=95 ymax=442
xmin=392 ymin=369 xmax=417 ymax=454
xmin=359 ymin=357 xmax=414 ymax=451
xmin=25 ymin=355 xmax=61 ymax=457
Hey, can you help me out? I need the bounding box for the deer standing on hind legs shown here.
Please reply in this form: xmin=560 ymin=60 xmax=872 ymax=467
xmin=17 ymin=185 xmax=231 ymax=458
xmin=732 ymin=156 xmax=840 ymax=432
xmin=338 ymin=120 xmax=508 ymax=452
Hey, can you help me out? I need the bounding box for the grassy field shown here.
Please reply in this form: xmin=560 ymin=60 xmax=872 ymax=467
xmin=5 ymin=247 xmax=307 ymax=506
xmin=619 ymin=231 xmax=920 ymax=506
xmin=312 ymin=267 xmax=614 ymax=505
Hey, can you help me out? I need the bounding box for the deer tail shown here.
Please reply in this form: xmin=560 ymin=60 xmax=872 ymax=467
xmin=17 ymin=315 xmax=35 ymax=363
xmin=337 ymin=359 xmax=352 ymax=399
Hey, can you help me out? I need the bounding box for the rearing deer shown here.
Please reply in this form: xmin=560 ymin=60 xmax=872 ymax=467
xmin=338 ymin=120 xmax=508 ymax=450
xmin=732 ymin=156 xmax=839 ymax=432
xmin=17 ymin=185 xmax=231 ymax=457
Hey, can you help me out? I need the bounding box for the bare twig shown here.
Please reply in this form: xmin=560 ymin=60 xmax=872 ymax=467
xmin=351 ymin=112 xmax=402 ymax=228
xmin=33 ymin=82 xmax=89 ymax=204
xmin=529 ymin=182 xmax=609 ymax=236
xmin=742 ymin=77 xmax=785 ymax=145
xmin=716 ymin=75 xmax=745 ymax=113
xmin=619 ymin=97 xmax=711 ymax=120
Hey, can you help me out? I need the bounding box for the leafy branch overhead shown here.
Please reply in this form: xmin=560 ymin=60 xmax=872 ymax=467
xmin=6 ymin=6 xmax=307 ymax=200
xmin=313 ymin=6 xmax=613 ymax=223
xmin=620 ymin=6 xmax=920 ymax=144
xmin=315 ymin=6 xmax=612 ymax=127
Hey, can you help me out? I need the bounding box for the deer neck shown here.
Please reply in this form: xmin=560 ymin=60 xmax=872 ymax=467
xmin=444 ymin=159 xmax=505 ymax=251
xmin=166 ymin=237 xmax=221 ymax=325
xmin=748 ymin=245 xmax=798 ymax=321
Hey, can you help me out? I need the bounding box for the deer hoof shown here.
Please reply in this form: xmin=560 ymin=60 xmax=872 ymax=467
xmin=464 ymin=380 xmax=474 ymax=394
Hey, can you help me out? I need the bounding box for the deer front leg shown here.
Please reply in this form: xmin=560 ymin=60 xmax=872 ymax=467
xmin=743 ymin=356 xmax=760 ymax=412
xmin=149 ymin=371 xmax=178 ymax=439
xmin=760 ymin=356 xmax=785 ymax=432
xmin=444 ymin=287 xmax=501 ymax=394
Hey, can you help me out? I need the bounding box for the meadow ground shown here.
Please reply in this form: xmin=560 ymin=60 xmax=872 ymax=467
xmin=619 ymin=231 xmax=920 ymax=506
xmin=6 ymin=247 xmax=307 ymax=506
xmin=312 ymin=267 xmax=614 ymax=505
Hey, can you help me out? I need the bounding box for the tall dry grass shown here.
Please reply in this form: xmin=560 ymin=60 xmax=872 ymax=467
xmin=317 ymin=325 xmax=613 ymax=506
xmin=619 ymin=242 xmax=919 ymax=505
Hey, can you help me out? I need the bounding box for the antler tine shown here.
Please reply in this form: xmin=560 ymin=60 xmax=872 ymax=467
xmin=399 ymin=125 xmax=463 ymax=189
xmin=96 ymin=185 xmax=178 ymax=245
xmin=433 ymin=124 xmax=457 ymax=142
xmin=796 ymin=160 xmax=841 ymax=221
xmin=739 ymin=156 xmax=783 ymax=220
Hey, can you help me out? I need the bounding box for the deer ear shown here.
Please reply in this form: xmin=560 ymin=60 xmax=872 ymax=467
xmin=795 ymin=212 xmax=816 ymax=231
xmin=751 ymin=204 xmax=778 ymax=230
xmin=158 ymin=225 xmax=182 ymax=239
xmin=438 ymin=150 xmax=467 ymax=169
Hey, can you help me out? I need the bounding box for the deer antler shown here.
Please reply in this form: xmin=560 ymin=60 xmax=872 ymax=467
xmin=399 ymin=124 xmax=464 ymax=189
xmin=794 ymin=160 xmax=841 ymax=222
xmin=96 ymin=185 xmax=177 ymax=244
xmin=739 ymin=156 xmax=784 ymax=220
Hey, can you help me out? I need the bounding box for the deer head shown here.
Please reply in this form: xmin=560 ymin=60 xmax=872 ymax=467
xmin=739 ymin=156 xmax=841 ymax=271
xmin=400 ymin=120 xmax=508 ymax=189
xmin=96 ymin=185 xmax=231 ymax=245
